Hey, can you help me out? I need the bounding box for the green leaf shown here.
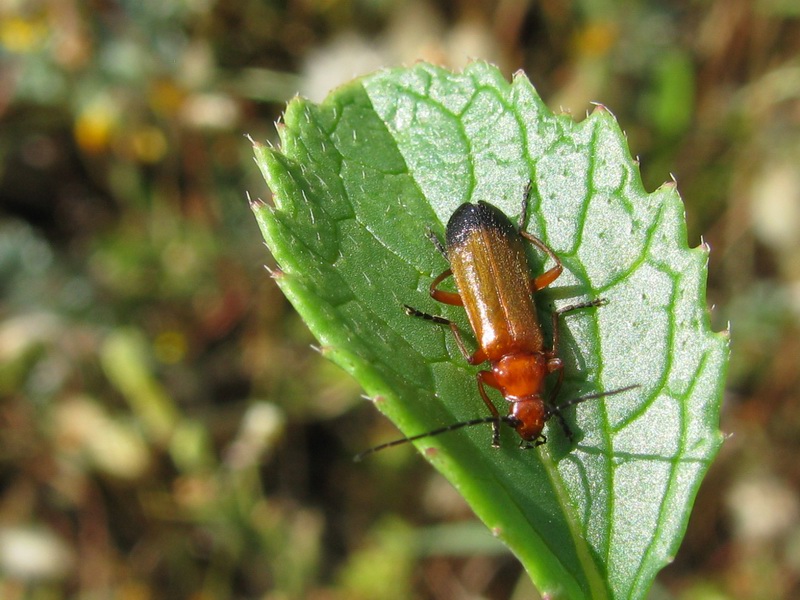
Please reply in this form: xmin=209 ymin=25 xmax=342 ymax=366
xmin=250 ymin=62 xmax=729 ymax=600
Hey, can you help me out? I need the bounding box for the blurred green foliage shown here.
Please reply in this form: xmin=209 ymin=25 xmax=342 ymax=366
xmin=1 ymin=1 xmax=799 ymax=599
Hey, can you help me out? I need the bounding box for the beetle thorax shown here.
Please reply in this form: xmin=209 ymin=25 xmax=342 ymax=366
xmin=492 ymin=353 xmax=547 ymax=399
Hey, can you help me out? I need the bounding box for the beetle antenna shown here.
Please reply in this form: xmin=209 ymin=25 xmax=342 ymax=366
xmin=544 ymin=384 xmax=640 ymax=421
xmin=353 ymin=415 xmax=517 ymax=462
xmin=354 ymin=385 xmax=640 ymax=462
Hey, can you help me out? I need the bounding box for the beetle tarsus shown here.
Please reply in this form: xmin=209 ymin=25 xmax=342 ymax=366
xmin=403 ymin=304 xmax=451 ymax=325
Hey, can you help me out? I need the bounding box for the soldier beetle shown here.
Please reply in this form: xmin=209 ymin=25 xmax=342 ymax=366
xmin=356 ymin=184 xmax=636 ymax=461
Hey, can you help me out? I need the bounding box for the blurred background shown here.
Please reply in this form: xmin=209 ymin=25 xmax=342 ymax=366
xmin=1 ymin=0 xmax=799 ymax=598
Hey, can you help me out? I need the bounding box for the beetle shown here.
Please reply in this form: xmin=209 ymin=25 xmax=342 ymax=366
xmin=355 ymin=184 xmax=636 ymax=460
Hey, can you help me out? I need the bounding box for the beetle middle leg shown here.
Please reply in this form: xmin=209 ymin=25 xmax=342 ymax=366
xmin=404 ymin=302 xmax=498 ymax=445
xmin=543 ymin=298 xmax=608 ymax=440
xmin=403 ymin=304 xmax=487 ymax=365
xmin=476 ymin=371 xmax=502 ymax=447
xmin=406 ymin=259 xmax=493 ymax=362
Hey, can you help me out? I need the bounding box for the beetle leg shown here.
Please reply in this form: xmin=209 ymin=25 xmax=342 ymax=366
xmin=519 ymin=433 xmax=548 ymax=450
xmin=425 ymin=228 xmax=448 ymax=259
xmin=550 ymin=298 xmax=607 ymax=361
xmin=544 ymin=308 xmax=575 ymax=441
xmin=518 ymin=181 xmax=533 ymax=229
xmin=403 ymin=305 xmax=485 ymax=364
xmin=476 ymin=371 xmax=502 ymax=447
xmin=542 ymin=299 xmax=608 ymax=442
xmin=449 ymin=321 xmax=484 ymax=364
xmin=557 ymin=298 xmax=607 ymax=315
xmin=520 ymin=231 xmax=564 ymax=291
xmin=403 ymin=304 xmax=450 ymax=325
xmin=429 ymin=268 xmax=463 ymax=306
xmin=548 ymin=408 xmax=574 ymax=442
xmin=549 ymin=309 xmax=562 ymax=361
xmin=545 ymin=357 xmax=572 ymax=442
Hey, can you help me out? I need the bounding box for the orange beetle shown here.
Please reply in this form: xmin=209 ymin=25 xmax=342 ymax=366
xmin=356 ymin=185 xmax=636 ymax=460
